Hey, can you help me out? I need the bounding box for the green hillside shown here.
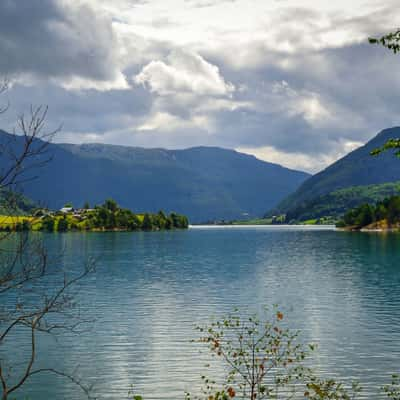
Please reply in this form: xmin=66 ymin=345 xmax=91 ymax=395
xmin=280 ymin=182 xmax=400 ymax=222
xmin=270 ymin=127 xmax=400 ymax=221
xmin=0 ymin=190 xmax=36 ymax=215
xmin=337 ymin=195 xmax=400 ymax=231
xmin=0 ymin=130 xmax=309 ymax=222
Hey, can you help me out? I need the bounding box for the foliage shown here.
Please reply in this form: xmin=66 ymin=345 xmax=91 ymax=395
xmin=304 ymin=377 xmax=361 ymax=400
xmin=0 ymin=191 xmax=36 ymax=215
xmin=369 ymin=30 xmax=400 ymax=54
xmin=130 ymin=307 xmax=399 ymax=400
xmin=190 ymin=307 xmax=312 ymax=400
xmin=41 ymin=215 xmax=55 ymax=231
xmin=383 ymin=375 xmax=400 ymax=400
xmin=0 ymin=89 xmax=94 ymax=399
xmin=0 ymin=200 xmax=189 ymax=232
xmin=368 ymin=31 xmax=400 ymax=156
xmin=57 ymin=215 xmax=69 ymax=231
xmin=337 ymin=195 xmax=400 ymax=228
xmin=0 ymin=130 xmax=310 ymax=223
xmin=276 ymin=182 xmax=400 ymax=223
xmin=371 ymin=138 xmax=400 ymax=158
xmin=233 ymin=216 xmax=286 ymax=225
xmin=269 ymin=127 xmax=400 ymax=222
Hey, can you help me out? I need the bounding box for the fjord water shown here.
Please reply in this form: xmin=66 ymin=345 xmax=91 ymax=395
xmin=11 ymin=227 xmax=400 ymax=399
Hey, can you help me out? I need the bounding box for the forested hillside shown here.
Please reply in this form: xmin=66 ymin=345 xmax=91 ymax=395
xmin=270 ymin=127 xmax=400 ymax=221
xmin=0 ymin=130 xmax=309 ymax=222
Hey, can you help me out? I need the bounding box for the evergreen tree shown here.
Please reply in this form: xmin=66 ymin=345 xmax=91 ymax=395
xmin=57 ymin=216 xmax=69 ymax=232
xmin=104 ymin=198 xmax=118 ymax=212
xmin=142 ymin=213 xmax=153 ymax=230
xmin=387 ymin=196 xmax=400 ymax=224
xmin=42 ymin=216 xmax=55 ymax=232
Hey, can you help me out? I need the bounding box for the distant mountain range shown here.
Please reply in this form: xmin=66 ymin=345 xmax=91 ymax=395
xmin=271 ymin=127 xmax=400 ymax=221
xmin=0 ymin=130 xmax=310 ymax=222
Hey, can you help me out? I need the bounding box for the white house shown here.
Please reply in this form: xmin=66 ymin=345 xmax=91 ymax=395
xmin=60 ymin=207 xmax=73 ymax=213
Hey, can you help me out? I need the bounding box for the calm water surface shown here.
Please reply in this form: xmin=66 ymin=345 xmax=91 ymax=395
xmin=6 ymin=226 xmax=400 ymax=399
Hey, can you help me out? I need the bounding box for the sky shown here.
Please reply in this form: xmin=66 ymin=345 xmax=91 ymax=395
xmin=0 ymin=0 xmax=399 ymax=173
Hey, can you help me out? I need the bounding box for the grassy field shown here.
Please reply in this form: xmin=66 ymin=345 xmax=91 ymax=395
xmin=0 ymin=215 xmax=42 ymax=230
xmin=232 ymin=218 xmax=274 ymax=225
xmin=0 ymin=212 xmax=168 ymax=231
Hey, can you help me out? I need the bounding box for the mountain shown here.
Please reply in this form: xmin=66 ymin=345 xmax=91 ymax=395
xmin=271 ymin=127 xmax=400 ymax=221
xmin=0 ymin=190 xmax=36 ymax=214
xmin=281 ymin=182 xmax=400 ymax=222
xmin=0 ymin=130 xmax=309 ymax=222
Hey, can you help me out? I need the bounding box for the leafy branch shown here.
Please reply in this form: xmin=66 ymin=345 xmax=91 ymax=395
xmin=369 ymin=30 xmax=400 ymax=54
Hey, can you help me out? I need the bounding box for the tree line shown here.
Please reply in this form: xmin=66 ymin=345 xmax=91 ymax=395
xmin=1 ymin=199 xmax=189 ymax=232
xmin=337 ymin=195 xmax=400 ymax=228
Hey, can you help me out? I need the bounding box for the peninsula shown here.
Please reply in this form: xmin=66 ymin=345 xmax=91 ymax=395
xmin=0 ymin=199 xmax=189 ymax=232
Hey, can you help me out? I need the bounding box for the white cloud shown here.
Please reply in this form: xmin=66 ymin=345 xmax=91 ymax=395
xmin=134 ymin=49 xmax=234 ymax=96
xmin=237 ymin=139 xmax=364 ymax=173
xmin=57 ymin=73 xmax=129 ymax=91
xmin=271 ymin=80 xmax=332 ymax=126
xmin=2 ymin=0 xmax=400 ymax=173
xmin=137 ymin=111 xmax=213 ymax=132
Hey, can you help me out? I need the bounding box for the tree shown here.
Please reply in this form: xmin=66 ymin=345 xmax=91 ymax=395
xmin=354 ymin=204 xmax=374 ymax=227
xmin=142 ymin=213 xmax=153 ymax=230
xmin=104 ymin=198 xmax=118 ymax=212
xmin=170 ymin=212 xmax=189 ymax=229
xmin=369 ymin=31 xmax=400 ymax=157
xmin=156 ymin=210 xmax=167 ymax=229
xmin=383 ymin=375 xmax=400 ymax=400
xmin=369 ymin=30 xmax=400 ymax=54
xmin=83 ymin=201 xmax=90 ymax=210
xmin=57 ymin=215 xmax=69 ymax=231
xmin=131 ymin=306 xmax=399 ymax=400
xmin=41 ymin=215 xmax=55 ymax=232
xmin=128 ymin=214 xmax=141 ymax=230
xmin=371 ymin=138 xmax=400 ymax=158
xmin=191 ymin=308 xmax=311 ymax=400
xmin=375 ymin=202 xmax=388 ymax=221
xmin=0 ymin=82 xmax=94 ymax=399
xmin=387 ymin=196 xmax=400 ymax=225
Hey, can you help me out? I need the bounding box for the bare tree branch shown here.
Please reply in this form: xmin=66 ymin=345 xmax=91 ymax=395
xmin=0 ymin=83 xmax=95 ymax=400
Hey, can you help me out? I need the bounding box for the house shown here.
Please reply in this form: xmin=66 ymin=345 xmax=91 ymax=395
xmin=60 ymin=207 xmax=73 ymax=213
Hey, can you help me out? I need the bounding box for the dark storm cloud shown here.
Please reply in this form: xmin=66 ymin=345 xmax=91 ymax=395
xmin=2 ymin=81 xmax=153 ymax=137
xmin=0 ymin=0 xmax=120 ymax=83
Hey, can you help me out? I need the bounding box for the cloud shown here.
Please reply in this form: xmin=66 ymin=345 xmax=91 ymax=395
xmin=0 ymin=0 xmax=126 ymax=89
xmin=134 ymin=49 xmax=235 ymax=96
xmin=132 ymin=48 xmax=243 ymax=138
xmin=1 ymin=0 xmax=400 ymax=173
xmin=184 ymin=0 xmax=237 ymax=8
xmin=137 ymin=111 xmax=213 ymax=132
xmin=270 ymin=80 xmax=332 ymax=126
xmin=237 ymin=140 xmax=364 ymax=173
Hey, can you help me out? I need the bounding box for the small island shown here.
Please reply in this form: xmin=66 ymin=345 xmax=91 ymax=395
xmin=336 ymin=195 xmax=400 ymax=231
xmin=0 ymin=199 xmax=189 ymax=232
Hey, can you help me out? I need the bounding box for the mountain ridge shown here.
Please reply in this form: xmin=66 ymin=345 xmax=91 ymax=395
xmin=0 ymin=130 xmax=310 ymax=222
xmin=271 ymin=126 xmax=400 ymax=219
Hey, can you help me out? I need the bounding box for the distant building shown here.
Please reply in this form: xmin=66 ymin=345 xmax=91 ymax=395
xmin=60 ymin=207 xmax=73 ymax=213
xmin=76 ymin=208 xmax=95 ymax=214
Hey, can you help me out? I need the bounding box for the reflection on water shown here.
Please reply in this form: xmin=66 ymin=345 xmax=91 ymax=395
xmin=5 ymin=227 xmax=400 ymax=399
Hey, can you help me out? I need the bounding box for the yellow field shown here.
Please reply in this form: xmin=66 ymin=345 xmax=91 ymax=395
xmin=0 ymin=215 xmax=41 ymax=230
xmin=0 ymin=215 xmax=34 ymax=224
